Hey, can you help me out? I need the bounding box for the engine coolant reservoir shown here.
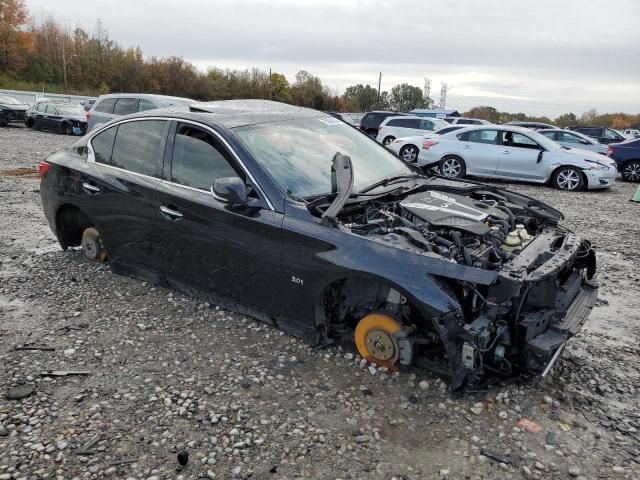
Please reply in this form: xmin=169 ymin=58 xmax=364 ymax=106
xmin=501 ymin=231 xmax=522 ymax=253
xmin=515 ymin=224 xmax=531 ymax=243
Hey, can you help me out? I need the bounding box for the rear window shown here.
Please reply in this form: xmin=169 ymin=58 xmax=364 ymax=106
xmin=91 ymin=126 xmax=117 ymax=164
xmin=113 ymin=98 xmax=138 ymax=115
xmin=94 ymin=98 xmax=116 ymax=113
xmin=111 ymin=120 xmax=167 ymax=178
xmin=458 ymin=129 xmax=498 ymax=144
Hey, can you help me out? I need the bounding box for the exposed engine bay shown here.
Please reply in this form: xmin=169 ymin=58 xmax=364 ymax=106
xmin=309 ymin=160 xmax=598 ymax=390
xmin=341 ymin=189 xmax=542 ymax=269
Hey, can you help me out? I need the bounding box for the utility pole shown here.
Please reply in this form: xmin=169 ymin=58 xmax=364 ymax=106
xmin=377 ymin=72 xmax=382 ymax=106
xmin=269 ymin=68 xmax=272 ymax=100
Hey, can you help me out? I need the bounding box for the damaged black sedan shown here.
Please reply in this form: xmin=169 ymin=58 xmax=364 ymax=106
xmin=39 ymin=100 xmax=598 ymax=390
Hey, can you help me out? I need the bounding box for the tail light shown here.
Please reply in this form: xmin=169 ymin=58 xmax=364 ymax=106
xmin=422 ymin=140 xmax=439 ymax=150
xmin=38 ymin=161 xmax=50 ymax=177
xmin=607 ymin=145 xmax=613 ymax=156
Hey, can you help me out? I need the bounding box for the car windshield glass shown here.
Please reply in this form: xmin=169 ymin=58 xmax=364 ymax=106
xmin=234 ymin=117 xmax=414 ymax=198
xmin=56 ymin=105 xmax=84 ymax=115
xmin=0 ymin=95 xmax=22 ymax=105
xmin=520 ymin=129 xmax=561 ymax=151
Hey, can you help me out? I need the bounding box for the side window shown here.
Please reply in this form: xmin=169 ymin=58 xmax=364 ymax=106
xmin=386 ymin=119 xmax=401 ymax=127
xmin=94 ymin=98 xmax=116 ymax=113
xmin=420 ymin=119 xmax=435 ymax=131
xmin=504 ymin=132 xmax=540 ymax=149
xmin=111 ymin=120 xmax=166 ymax=177
xmin=36 ymin=103 xmax=46 ymax=113
xmin=540 ymin=131 xmax=556 ymax=140
xmin=171 ymin=124 xmax=239 ymax=191
xmin=603 ymin=129 xmax=622 ymax=140
xmin=91 ymin=126 xmax=117 ymax=165
xmin=137 ymin=99 xmax=156 ymax=112
xmin=457 ymin=119 xmax=472 ymax=125
xmin=396 ymin=119 xmax=420 ymax=128
xmin=46 ymin=104 xmax=58 ymax=115
xmin=465 ymin=129 xmax=499 ymax=144
xmin=558 ymin=132 xmax=581 ymax=143
xmin=113 ymin=98 xmax=138 ymax=115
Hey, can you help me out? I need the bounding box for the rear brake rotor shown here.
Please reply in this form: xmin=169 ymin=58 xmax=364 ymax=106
xmin=81 ymin=227 xmax=107 ymax=262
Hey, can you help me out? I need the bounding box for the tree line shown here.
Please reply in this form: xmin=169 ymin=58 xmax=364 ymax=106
xmin=0 ymin=0 xmax=638 ymax=128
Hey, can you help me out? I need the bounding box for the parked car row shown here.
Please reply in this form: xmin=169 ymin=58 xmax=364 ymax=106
xmin=390 ymin=125 xmax=624 ymax=190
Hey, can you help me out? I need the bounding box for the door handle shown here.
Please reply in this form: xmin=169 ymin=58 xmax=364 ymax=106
xmin=502 ymin=150 xmax=511 ymax=154
xmin=82 ymin=182 xmax=101 ymax=194
xmin=463 ymin=145 xmax=471 ymax=149
xmin=160 ymin=205 xmax=183 ymax=220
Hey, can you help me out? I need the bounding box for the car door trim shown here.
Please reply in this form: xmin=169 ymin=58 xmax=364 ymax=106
xmin=86 ymin=116 xmax=274 ymax=211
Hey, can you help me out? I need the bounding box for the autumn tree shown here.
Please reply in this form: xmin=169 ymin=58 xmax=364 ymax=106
xmin=0 ymin=0 xmax=29 ymax=75
xmin=291 ymin=70 xmax=325 ymax=109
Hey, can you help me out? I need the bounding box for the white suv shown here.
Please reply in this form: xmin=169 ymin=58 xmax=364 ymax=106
xmin=377 ymin=116 xmax=449 ymax=145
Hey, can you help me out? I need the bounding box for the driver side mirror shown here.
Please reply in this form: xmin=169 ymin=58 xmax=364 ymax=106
xmin=212 ymin=177 xmax=247 ymax=205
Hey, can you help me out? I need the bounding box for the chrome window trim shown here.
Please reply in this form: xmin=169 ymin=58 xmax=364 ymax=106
xmin=86 ymin=116 xmax=274 ymax=210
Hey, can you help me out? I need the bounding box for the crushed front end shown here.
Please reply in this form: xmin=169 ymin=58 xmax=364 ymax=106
xmin=457 ymin=229 xmax=597 ymax=389
xmin=325 ymin=177 xmax=598 ymax=390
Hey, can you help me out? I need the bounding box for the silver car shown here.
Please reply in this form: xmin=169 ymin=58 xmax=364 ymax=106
xmin=538 ymin=129 xmax=608 ymax=155
xmin=87 ymin=93 xmax=193 ymax=131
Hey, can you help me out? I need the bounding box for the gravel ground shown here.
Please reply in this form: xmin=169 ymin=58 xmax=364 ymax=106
xmin=1 ymin=125 xmax=639 ymax=480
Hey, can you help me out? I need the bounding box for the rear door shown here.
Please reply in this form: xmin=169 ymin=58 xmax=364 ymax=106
xmin=83 ymin=118 xmax=169 ymax=272
xmin=155 ymin=121 xmax=284 ymax=315
xmin=457 ymin=129 xmax=501 ymax=175
xmin=496 ymin=131 xmax=547 ymax=181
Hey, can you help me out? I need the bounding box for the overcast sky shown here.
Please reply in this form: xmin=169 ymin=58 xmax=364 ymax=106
xmin=25 ymin=0 xmax=640 ymax=117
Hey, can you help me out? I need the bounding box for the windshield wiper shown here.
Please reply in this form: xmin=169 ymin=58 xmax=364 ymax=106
xmin=358 ymin=173 xmax=422 ymax=194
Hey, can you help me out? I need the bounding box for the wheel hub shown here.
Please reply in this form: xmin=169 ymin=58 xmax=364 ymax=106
xmin=82 ymin=237 xmax=99 ymax=259
xmin=364 ymin=329 xmax=396 ymax=361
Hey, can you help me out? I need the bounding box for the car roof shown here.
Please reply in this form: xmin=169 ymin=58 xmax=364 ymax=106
xmin=119 ymin=99 xmax=329 ymax=129
xmin=382 ymin=115 xmax=422 ymax=122
xmin=442 ymin=124 xmax=537 ymax=135
xmin=96 ymin=93 xmax=194 ymax=103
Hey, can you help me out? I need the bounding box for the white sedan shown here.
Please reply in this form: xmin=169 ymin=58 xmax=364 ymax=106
xmin=418 ymin=125 xmax=617 ymax=191
xmin=386 ymin=125 xmax=469 ymax=162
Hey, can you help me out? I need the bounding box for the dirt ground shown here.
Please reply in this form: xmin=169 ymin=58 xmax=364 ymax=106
xmin=1 ymin=125 xmax=639 ymax=480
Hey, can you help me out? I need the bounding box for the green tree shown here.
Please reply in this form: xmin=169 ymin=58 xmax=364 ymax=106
xmin=554 ymin=112 xmax=577 ymax=128
xmin=269 ymin=72 xmax=292 ymax=103
xmin=388 ymin=83 xmax=426 ymax=112
xmin=343 ymin=84 xmax=379 ymax=111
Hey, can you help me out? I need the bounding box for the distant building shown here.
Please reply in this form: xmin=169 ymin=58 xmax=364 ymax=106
xmin=409 ymin=108 xmax=461 ymax=118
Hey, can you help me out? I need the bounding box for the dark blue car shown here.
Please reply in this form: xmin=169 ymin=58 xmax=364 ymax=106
xmin=608 ymin=139 xmax=640 ymax=182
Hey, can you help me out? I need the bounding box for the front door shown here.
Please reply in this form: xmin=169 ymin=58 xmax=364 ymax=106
xmin=155 ymin=121 xmax=284 ymax=316
xmin=496 ymin=131 xmax=547 ymax=181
